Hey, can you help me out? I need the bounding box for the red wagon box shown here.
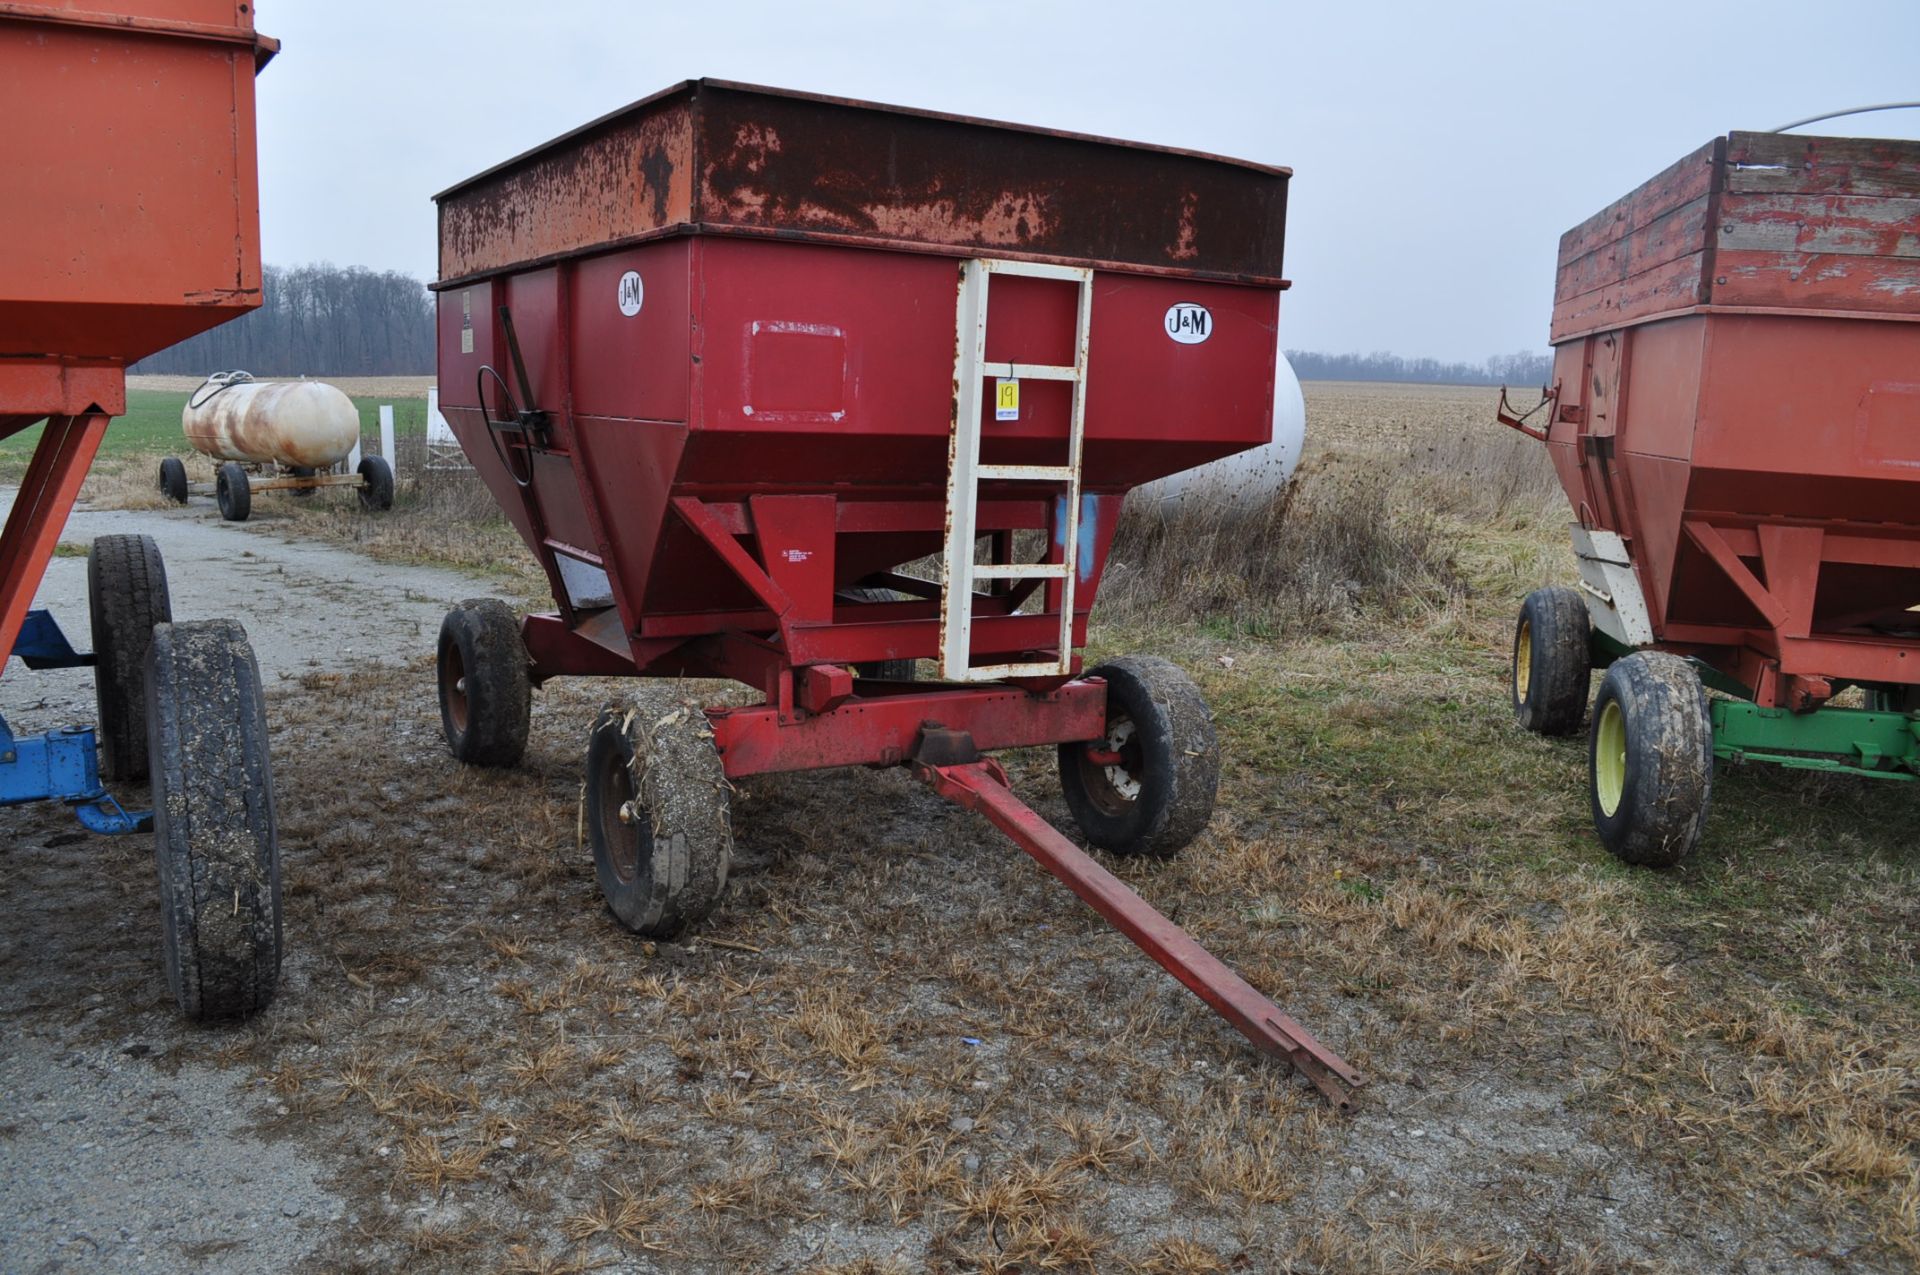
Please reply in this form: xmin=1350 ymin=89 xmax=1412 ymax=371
xmin=1503 ymin=129 xmax=1920 ymax=867
xmin=431 ymin=80 xmax=1361 ymax=1105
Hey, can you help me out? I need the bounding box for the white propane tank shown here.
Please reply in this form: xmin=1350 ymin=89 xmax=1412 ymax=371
xmin=1130 ymin=349 xmax=1307 ymax=511
xmin=181 ymin=373 xmax=360 ymax=469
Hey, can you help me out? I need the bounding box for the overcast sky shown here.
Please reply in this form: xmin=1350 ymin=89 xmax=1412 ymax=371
xmin=254 ymin=0 xmax=1919 ymax=363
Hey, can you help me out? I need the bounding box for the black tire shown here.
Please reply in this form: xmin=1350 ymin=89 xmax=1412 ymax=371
xmin=289 ymin=465 xmax=317 ymax=498
xmin=215 ymin=462 xmax=251 ymax=522
xmin=585 ymin=701 xmax=732 ymax=938
xmin=88 ymin=534 xmax=172 ymax=782
xmin=1512 ymin=585 xmax=1591 ymax=735
xmin=1867 ymin=686 xmax=1920 ymax=714
xmin=1057 ymin=656 xmax=1219 ymax=858
xmin=157 ymin=457 xmax=188 ymax=504
xmin=1589 ymin=652 xmax=1713 ymax=868
xmin=357 ymin=455 xmax=394 ymax=511
xmin=847 ymin=586 xmax=916 ymax=681
xmin=437 ymin=598 xmax=531 ymax=767
xmin=145 ymin=620 xmax=282 ymax=1020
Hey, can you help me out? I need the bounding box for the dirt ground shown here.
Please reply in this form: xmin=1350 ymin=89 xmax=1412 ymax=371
xmin=3 ymin=383 xmax=1917 ymax=1273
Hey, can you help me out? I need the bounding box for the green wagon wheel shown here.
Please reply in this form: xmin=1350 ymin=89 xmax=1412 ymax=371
xmin=1593 ymin=699 xmax=1627 ymax=817
xmin=1587 ymin=652 xmax=1712 ymax=868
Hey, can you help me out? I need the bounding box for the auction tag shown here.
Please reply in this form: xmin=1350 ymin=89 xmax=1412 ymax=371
xmin=994 ymin=377 xmax=1020 ymax=421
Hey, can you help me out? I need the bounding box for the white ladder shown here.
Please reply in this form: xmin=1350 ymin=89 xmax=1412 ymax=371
xmin=939 ymin=258 xmax=1093 ymax=681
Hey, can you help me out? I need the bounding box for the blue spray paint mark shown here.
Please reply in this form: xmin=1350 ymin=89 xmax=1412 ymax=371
xmin=1078 ymin=493 xmax=1099 ymax=582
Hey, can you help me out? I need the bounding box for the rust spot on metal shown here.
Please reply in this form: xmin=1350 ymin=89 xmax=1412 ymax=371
xmin=435 ymin=80 xmax=1287 ymax=286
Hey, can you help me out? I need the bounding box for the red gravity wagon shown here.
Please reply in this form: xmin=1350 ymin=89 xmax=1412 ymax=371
xmin=431 ymin=80 xmax=1362 ymax=1106
xmin=1502 ymin=130 xmax=1920 ymax=865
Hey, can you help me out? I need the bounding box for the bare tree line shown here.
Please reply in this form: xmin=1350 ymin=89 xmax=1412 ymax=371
xmin=1287 ymin=349 xmax=1553 ymax=386
xmin=131 ymin=263 xmax=435 ymax=377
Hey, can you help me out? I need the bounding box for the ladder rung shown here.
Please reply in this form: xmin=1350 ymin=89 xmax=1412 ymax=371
xmin=971 ymin=563 xmax=1068 ymax=581
xmin=967 ymin=659 xmax=1073 ymax=679
xmin=978 ymin=464 xmax=1074 ymax=482
xmin=980 ymin=361 xmax=1079 ymax=382
xmin=983 ymin=259 xmax=1092 ymax=283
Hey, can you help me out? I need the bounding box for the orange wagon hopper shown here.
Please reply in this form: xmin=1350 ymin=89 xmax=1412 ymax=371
xmin=0 ymin=1 xmax=285 ymax=1019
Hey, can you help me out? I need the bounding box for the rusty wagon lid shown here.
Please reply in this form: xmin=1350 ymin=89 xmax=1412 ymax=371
xmin=1551 ymin=130 xmax=1920 ymax=343
xmin=434 ymin=79 xmax=1290 ymax=289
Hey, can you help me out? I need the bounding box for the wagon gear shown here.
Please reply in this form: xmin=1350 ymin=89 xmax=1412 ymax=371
xmin=0 ymin=2 xmax=284 ymax=1019
xmin=1500 ymin=130 xmax=1920 ymax=858
xmin=430 ymin=80 xmax=1362 ymax=1106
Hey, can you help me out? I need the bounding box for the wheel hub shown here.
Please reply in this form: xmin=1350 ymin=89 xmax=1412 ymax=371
xmin=1100 ymin=718 xmax=1141 ymax=801
xmin=1595 ymin=699 xmax=1627 ymax=817
xmin=1514 ymin=618 xmax=1532 ymax=699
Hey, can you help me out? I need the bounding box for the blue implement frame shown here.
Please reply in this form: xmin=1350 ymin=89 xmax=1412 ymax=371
xmin=1 ymin=609 xmax=150 ymax=835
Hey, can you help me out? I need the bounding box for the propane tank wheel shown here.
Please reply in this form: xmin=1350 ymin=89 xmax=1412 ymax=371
xmin=215 ymin=461 xmax=251 ymax=522
xmin=1588 ymin=652 xmax=1713 ymax=868
xmin=437 ymin=598 xmax=531 ymax=768
xmin=1512 ymin=585 xmax=1592 ymax=735
xmin=88 ymin=534 xmax=172 ymax=782
xmin=584 ymin=702 xmax=732 ymax=938
xmin=1057 ymin=656 xmax=1219 ymax=859
xmin=157 ymin=456 xmax=189 ymax=504
xmin=357 ymin=455 xmax=395 ymax=511
xmin=145 ymin=619 xmax=283 ymax=1020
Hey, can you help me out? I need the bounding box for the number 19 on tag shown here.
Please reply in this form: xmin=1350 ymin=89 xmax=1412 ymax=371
xmin=994 ymin=378 xmax=1020 ymax=421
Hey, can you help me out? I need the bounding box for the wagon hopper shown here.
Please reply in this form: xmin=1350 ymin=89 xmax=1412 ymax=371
xmin=432 ymin=80 xmax=1361 ymax=1105
xmin=0 ymin=1 xmax=285 ymax=1019
xmin=1502 ymin=130 xmax=1920 ymax=864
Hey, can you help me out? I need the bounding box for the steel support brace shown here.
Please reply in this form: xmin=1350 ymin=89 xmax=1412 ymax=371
xmin=0 ymin=412 xmax=109 ymax=674
xmin=918 ymin=758 xmax=1365 ymax=1109
xmin=709 ymin=679 xmax=1109 ymax=777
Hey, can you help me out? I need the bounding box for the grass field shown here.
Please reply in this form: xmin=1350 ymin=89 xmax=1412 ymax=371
xmin=15 ymin=381 xmax=1920 ymax=1271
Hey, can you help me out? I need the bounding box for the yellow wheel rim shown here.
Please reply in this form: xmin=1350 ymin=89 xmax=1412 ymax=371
xmin=1514 ymin=619 xmax=1532 ymax=700
xmin=1595 ymin=699 xmax=1627 ymax=817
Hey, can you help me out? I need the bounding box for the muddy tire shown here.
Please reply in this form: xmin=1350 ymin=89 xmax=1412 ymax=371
xmin=585 ymin=702 xmax=732 ymax=938
xmin=215 ymin=462 xmax=251 ymax=522
xmin=88 ymin=534 xmax=173 ymax=782
xmin=145 ymin=620 xmax=282 ymax=1020
xmin=357 ymin=456 xmax=394 ymax=511
xmin=289 ymin=465 xmax=317 ymax=498
xmin=437 ymin=599 xmax=531 ymax=768
xmin=848 ymin=586 xmax=916 ymax=681
xmin=157 ymin=457 xmax=188 ymax=504
xmin=1589 ymin=652 xmax=1712 ymax=868
xmin=1058 ymin=656 xmax=1219 ymax=858
xmin=1513 ymin=585 xmax=1591 ymax=735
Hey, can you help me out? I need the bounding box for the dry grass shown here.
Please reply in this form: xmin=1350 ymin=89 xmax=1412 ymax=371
xmin=8 ymin=382 xmax=1919 ymax=1272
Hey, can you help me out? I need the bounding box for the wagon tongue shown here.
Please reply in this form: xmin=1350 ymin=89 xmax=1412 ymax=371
xmin=917 ymin=756 xmax=1366 ymax=1110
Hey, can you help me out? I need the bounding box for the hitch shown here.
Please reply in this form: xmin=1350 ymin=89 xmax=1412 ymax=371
xmin=1495 ymin=382 xmax=1557 ymax=442
xmin=915 ymin=756 xmax=1365 ymax=1110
